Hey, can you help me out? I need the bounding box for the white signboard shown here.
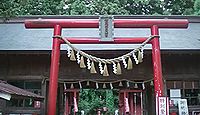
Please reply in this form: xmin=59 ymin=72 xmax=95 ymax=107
xmin=170 ymin=89 xmax=181 ymax=106
xmin=156 ymin=97 xmax=169 ymax=115
xmin=0 ymin=92 xmax=11 ymax=100
xmin=170 ymin=89 xmax=181 ymax=98
xmin=178 ymin=99 xmax=189 ymax=115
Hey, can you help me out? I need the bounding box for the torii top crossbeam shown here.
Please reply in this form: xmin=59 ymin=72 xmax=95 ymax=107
xmin=25 ymin=18 xmax=188 ymax=115
xmin=25 ymin=19 xmax=188 ymax=28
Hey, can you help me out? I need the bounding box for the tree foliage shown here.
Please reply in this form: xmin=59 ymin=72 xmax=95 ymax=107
xmin=121 ymin=0 xmax=164 ymax=15
xmin=78 ymin=89 xmax=118 ymax=114
xmin=194 ymin=0 xmax=200 ymax=15
xmin=1 ymin=0 xmax=200 ymax=18
xmin=59 ymin=0 xmax=129 ymax=15
xmin=163 ymin=0 xmax=195 ymax=15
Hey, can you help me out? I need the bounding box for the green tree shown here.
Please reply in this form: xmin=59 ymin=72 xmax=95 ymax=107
xmin=163 ymin=0 xmax=195 ymax=15
xmin=0 ymin=0 xmax=20 ymax=20
xmin=59 ymin=0 xmax=129 ymax=15
xmin=1 ymin=0 xmax=200 ymax=17
xmin=194 ymin=0 xmax=200 ymax=15
xmin=17 ymin=0 xmax=60 ymax=15
xmin=121 ymin=0 xmax=164 ymax=15
xmin=78 ymin=89 xmax=118 ymax=114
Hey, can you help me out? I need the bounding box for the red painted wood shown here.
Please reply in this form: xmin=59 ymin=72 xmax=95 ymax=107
xmin=74 ymin=91 xmax=76 ymax=115
xmin=119 ymin=92 xmax=124 ymax=115
xmin=25 ymin=19 xmax=188 ymax=28
xmin=151 ymin=25 xmax=164 ymax=97
xmin=130 ymin=93 xmax=134 ymax=115
xmin=119 ymin=89 xmax=144 ymax=93
xmin=60 ymin=37 xmax=150 ymax=44
xmin=123 ymin=92 xmax=126 ymax=115
xmin=47 ymin=25 xmax=62 ymax=115
xmin=69 ymin=92 xmax=72 ymax=114
xmin=65 ymin=96 xmax=69 ymax=115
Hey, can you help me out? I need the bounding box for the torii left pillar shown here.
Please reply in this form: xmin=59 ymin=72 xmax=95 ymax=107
xmin=47 ymin=25 xmax=62 ymax=115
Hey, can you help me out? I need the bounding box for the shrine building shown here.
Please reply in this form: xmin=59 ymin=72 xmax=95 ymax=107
xmin=0 ymin=15 xmax=200 ymax=115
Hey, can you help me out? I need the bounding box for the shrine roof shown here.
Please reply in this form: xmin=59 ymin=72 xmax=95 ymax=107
xmin=0 ymin=80 xmax=44 ymax=100
xmin=0 ymin=15 xmax=200 ymax=51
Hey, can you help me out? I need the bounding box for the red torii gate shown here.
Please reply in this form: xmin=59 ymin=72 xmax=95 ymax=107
xmin=25 ymin=18 xmax=188 ymax=115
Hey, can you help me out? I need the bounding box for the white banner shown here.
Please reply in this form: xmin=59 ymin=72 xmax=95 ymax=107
xmin=156 ymin=97 xmax=169 ymax=115
xmin=178 ymin=99 xmax=189 ymax=115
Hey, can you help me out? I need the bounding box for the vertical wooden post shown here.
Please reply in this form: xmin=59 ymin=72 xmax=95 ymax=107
xmin=151 ymin=25 xmax=164 ymax=97
xmin=130 ymin=93 xmax=134 ymax=115
xmin=119 ymin=92 xmax=124 ymax=115
xmin=151 ymin=25 xmax=165 ymax=114
xmin=47 ymin=25 xmax=62 ymax=115
xmin=74 ymin=91 xmax=76 ymax=115
xmin=65 ymin=94 xmax=69 ymax=115
xmin=140 ymin=92 xmax=143 ymax=115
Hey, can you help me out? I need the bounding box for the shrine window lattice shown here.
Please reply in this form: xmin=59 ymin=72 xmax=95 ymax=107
xmin=6 ymin=81 xmax=41 ymax=107
xmin=167 ymin=80 xmax=200 ymax=106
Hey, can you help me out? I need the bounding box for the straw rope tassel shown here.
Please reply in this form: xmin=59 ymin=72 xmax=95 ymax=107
xmin=80 ymin=56 xmax=86 ymax=68
xmin=70 ymin=83 xmax=74 ymax=89
xmin=119 ymin=81 xmax=123 ymax=86
xmin=134 ymin=83 xmax=138 ymax=88
xmin=103 ymin=64 xmax=109 ymax=76
xmin=70 ymin=50 xmax=76 ymax=61
xmin=103 ymin=83 xmax=106 ymax=88
xmin=127 ymin=57 xmax=133 ymax=70
xmin=90 ymin=61 xmax=97 ymax=74
xmin=116 ymin=62 xmax=122 ymax=75
xmin=86 ymin=81 xmax=90 ymax=86
xmin=150 ymin=81 xmax=154 ymax=86
xmin=138 ymin=50 xmax=143 ymax=63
